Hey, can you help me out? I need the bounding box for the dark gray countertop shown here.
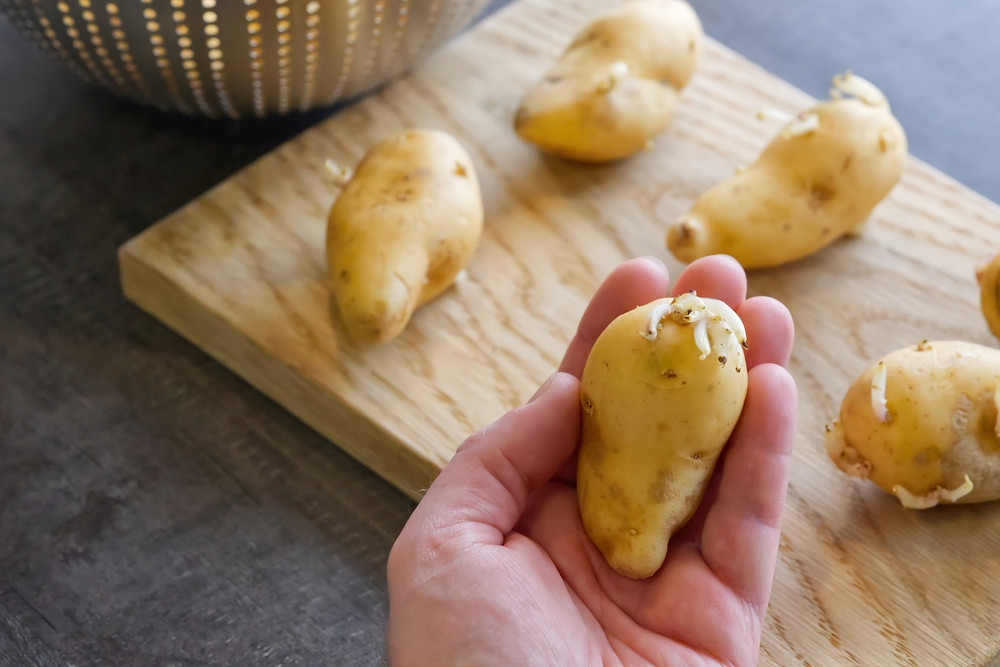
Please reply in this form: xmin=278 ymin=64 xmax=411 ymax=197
xmin=2 ymin=1 xmax=998 ymax=665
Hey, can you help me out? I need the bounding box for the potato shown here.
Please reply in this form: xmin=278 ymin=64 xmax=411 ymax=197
xmin=326 ymin=129 xmax=483 ymax=344
xmin=667 ymin=72 xmax=907 ymax=268
xmin=577 ymin=292 xmax=748 ymax=578
xmin=976 ymin=251 xmax=1000 ymax=342
xmin=826 ymin=340 xmax=1000 ymax=508
xmin=514 ymin=0 xmax=703 ymax=163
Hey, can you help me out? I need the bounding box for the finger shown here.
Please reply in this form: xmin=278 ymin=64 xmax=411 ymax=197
xmin=668 ymin=297 xmax=794 ymax=538
xmin=670 ymin=297 xmax=794 ymax=542
xmin=699 ymin=363 xmax=798 ymax=611
xmin=559 ymin=257 xmax=670 ymax=378
xmin=739 ymin=296 xmax=794 ymax=369
xmin=405 ymin=372 xmax=582 ymax=546
xmin=670 ymin=254 xmax=747 ymax=308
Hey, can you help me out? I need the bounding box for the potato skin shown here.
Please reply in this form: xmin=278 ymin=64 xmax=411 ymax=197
xmin=578 ymin=296 xmax=747 ymax=578
xmin=514 ymin=0 xmax=703 ymax=163
xmin=326 ymin=129 xmax=483 ymax=343
xmin=976 ymin=251 xmax=1000 ymax=342
xmin=827 ymin=341 xmax=1000 ymax=507
xmin=668 ymin=91 xmax=907 ymax=268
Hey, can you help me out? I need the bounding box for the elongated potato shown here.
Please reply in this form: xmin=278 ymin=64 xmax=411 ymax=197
xmin=578 ymin=293 xmax=748 ymax=578
xmin=976 ymin=251 xmax=1000 ymax=341
xmin=514 ymin=0 xmax=703 ymax=163
xmin=326 ymin=129 xmax=483 ymax=344
xmin=667 ymin=72 xmax=907 ymax=268
xmin=826 ymin=341 xmax=1000 ymax=508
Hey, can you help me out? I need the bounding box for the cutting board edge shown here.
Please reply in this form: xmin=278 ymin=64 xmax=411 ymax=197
xmin=118 ymin=240 xmax=437 ymax=503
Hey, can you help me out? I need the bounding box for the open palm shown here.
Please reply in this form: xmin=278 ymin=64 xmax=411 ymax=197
xmin=387 ymin=256 xmax=797 ymax=666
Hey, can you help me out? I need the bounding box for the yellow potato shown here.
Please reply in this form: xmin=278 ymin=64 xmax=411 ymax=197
xmin=514 ymin=0 xmax=703 ymax=163
xmin=976 ymin=251 xmax=1000 ymax=342
xmin=326 ymin=129 xmax=483 ymax=344
xmin=826 ymin=340 xmax=1000 ymax=508
xmin=578 ymin=293 xmax=748 ymax=578
xmin=667 ymin=72 xmax=907 ymax=268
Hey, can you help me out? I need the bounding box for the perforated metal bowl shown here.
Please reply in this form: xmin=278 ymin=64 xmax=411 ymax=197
xmin=0 ymin=0 xmax=491 ymax=117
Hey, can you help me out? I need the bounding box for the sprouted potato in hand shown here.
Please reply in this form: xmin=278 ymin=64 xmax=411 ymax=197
xmin=578 ymin=292 xmax=748 ymax=578
xmin=826 ymin=340 xmax=1000 ymax=509
xmin=667 ymin=72 xmax=907 ymax=268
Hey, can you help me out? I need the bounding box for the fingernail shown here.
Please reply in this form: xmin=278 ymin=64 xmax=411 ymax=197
xmin=528 ymin=372 xmax=557 ymax=403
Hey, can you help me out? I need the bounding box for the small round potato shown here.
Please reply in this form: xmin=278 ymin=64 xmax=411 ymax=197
xmin=826 ymin=340 xmax=1000 ymax=508
xmin=578 ymin=293 xmax=748 ymax=579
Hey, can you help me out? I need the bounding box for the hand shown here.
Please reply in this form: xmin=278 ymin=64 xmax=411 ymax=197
xmin=386 ymin=256 xmax=797 ymax=666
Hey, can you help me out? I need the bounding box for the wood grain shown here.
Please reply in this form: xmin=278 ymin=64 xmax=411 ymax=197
xmin=119 ymin=0 xmax=1000 ymax=664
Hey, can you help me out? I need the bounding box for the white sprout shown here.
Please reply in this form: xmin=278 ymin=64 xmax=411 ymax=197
xmin=700 ymin=298 xmax=747 ymax=348
xmin=780 ymin=113 xmax=820 ymax=139
xmin=642 ymin=294 xmax=746 ymax=361
xmin=756 ymin=107 xmax=793 ymax=124
xmin=693 ymin=318 xmax=711 ymax=359
xmin=671 ymin=291 xmax=707 ymax=322
xmin=596 ymin=61 xmax=629 ymax=93
xmin=871 ymin=361 xmax=889 ymax=423
xmin=892 ymin=485 xmax=936 ymax=510
xmin=757 ymin=107 xmax=819 ymax=139
xmin=609 ymin=60 xmax=629 ymax=79
xmin=893 ymin=475 xmax=974 ymax=509
xmin=324 ymin=159 xmax=353 ymax=187
xmin=454 ymin=269 xmax=469 ymax=284
xmin=642 ymin=300 xmax=676 ymax=341
xmin=939 ymin=475 xmax=975 ymax=502
xmin=832 ymin=71 xmax=887 ymax=107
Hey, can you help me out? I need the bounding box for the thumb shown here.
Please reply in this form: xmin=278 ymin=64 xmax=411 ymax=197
xmin=409 ymin=371 xmax=581 ymax=545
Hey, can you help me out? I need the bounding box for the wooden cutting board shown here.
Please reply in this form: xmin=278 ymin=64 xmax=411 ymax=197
xmin=119 ymin=0 xmax=1000 ymax=663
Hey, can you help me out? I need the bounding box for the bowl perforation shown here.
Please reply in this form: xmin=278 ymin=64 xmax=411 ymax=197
xmin=199 ymin=0 xmax=237 ymax=118
xmin=54 ymin=0 xmax=113 ymax=88
xmin=103 ymin=2 xmax=152 ymax=101
xmin=76 ymin=0 xmax=127 ymax=89
xmin=274 ymin=0 xmax=292 ymax=113
xmin=242 ymin=0 xmax=265 ymax=116
xmin=300 ymin=0 xmax=322 ymax=111
xmin=326 ymin=0 xmax=360 ymax=103
xmin=385 ymin=0 xmax=409 ymax=67
xmin=139 ymin=0 xmax=190 ymax=113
